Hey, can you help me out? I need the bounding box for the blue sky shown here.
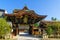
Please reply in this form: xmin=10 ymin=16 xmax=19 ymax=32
xmin=0 ymin=0 xmax=60 ymax=20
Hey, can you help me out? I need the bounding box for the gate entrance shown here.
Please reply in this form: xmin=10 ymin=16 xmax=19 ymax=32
xmin=5 ymin=6 xmax=47 ymax=36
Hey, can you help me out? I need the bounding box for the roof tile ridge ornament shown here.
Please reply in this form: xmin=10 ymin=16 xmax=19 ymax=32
xmin=22 ymin=5 xmax=29 ymax=10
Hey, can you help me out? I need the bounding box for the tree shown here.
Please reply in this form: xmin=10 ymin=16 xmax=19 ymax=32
xmin=52 ymin=22 xmax=60 ymax=35
xmin=45 ymin=22 xmax=53 ymax=35
xmin=51 ymin=17 xmax=57 ymax=21
xmin=46 ymin=26 xmax=53 ymax=35
xmin=0 ymin=18 xmax=11 ymax=39
xmin=46 ymin=22 xmax=60 ymax=38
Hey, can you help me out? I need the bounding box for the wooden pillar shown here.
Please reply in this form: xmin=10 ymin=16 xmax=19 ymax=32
xmin=12 ymin=23 xmax=19 ymax=36
xmin=16 ymin=27 xmax=19 ymax=35
xmin=12 ymin=23 xmax=15 ymax=36
xmin=29 ymin=24 xmax=34 ymax=35
xmin=29 ymin=24 xmax=32 ymax=35
xmin=15 ymin=24 xmax=19 ymax=36
xmin=41 ymin=28 xmax=43 ymax=36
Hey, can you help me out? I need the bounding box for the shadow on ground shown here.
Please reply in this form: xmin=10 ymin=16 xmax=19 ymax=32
xmin=19 ymin=32 xmax=42 ymax=38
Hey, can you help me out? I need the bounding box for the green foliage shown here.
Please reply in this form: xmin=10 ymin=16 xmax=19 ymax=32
xmin=34 ymin=23 xmax=39 ymax=27
xmin=45 ymin=23 xmax=53 ymax=35
xmin=52 ymin=22 xmax=60 ymax=34
xmin=0 ymin=18 xmax=11 ymax=38
xmin=46 ymin=26 xmax=53 ymax=35
xmin=46 ymin=21 xmax=60 ymax=35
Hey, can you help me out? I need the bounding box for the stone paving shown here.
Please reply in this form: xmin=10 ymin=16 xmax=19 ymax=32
xmin=17 ymin=36 xmax=60 ymax=40
xmin=17 ymin=32 xmax=41 ymax=40
xmin=14 ymin=32 xmax=60 ymax=40
xmin=17 ymin=36 xmax=41 ymax=40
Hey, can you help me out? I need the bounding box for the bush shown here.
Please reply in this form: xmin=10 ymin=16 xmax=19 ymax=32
xmin=0 ymin=18 xmax=11 ymax=39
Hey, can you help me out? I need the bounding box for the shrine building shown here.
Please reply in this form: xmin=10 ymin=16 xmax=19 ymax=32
xmin=5 ymin=6 xmax=47 ymax=36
